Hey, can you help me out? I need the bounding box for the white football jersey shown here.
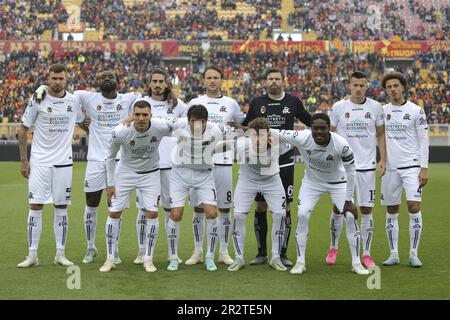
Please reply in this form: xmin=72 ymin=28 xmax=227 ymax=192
xmin=22 ymin=92 xmax=84 ymax=166
xmin=234 ymin=136 xmax=292 ymax=180
xmin=142 ymin=96 xmax=188 ymax=169
xmin=330 ymin=97 xmax=384 ymax=170
xmin=75 ymin=91 xmax=141 ymax=161
xmin=275 ymin=130 xmax=354 ymax=183
xmin=168 ymin=118 xmax=227 ymax=170
xmin=188 ymin=95 xmax=245 ymax=164
xmin=106 ymin=118 xmax=172 ymax=186
xmin=384 ymin=100 xmax=429 ymax=169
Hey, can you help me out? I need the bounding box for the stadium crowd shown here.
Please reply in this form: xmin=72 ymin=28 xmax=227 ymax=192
xmin=288 ymin=0 xmax=449 ymax=41
xmin=1 ymin=0 xmax=448 ymax=41
xmin=1 ymin=47 xmax=448 ymax=126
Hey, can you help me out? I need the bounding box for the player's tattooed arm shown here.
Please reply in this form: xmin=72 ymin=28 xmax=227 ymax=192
xmin=18 ymin=125 xmax=30 ymax=178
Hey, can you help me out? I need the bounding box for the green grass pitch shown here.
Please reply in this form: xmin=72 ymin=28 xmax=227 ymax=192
xmin=1 ymin=162 xmax=449 ymax=300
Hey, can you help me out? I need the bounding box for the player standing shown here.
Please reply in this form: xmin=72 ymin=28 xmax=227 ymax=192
xmin=33 ymin=70 xmax=141 ymax=264
xmin=17 ymin=64 xmax=84 ymax=268
xmin=99 ymin=99 xmax=174 ymax=272
xmin=75 ymin=71 xmax=140 ymax=264
xmin=380 ymin=72 xmax=428 ymax=268
xmin=242 ymin=68 xmax=312 ymax=266
xmin=185 ymin=66 xmax=245 ymax=266
xmin=133 ymin=68 xmax=187 ymax=265
xmin=274 ymin=113 xmax=369 ymax=275
xmin=326 ymin=71 xmax=386 ymax=268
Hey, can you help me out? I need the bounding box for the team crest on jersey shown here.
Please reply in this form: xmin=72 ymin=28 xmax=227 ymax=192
xmin=282 ymin=107 xmax=290 ymax=114
xmin=130 ymin=140 xmax=135 ymax=146
xmin=150 ymin=136 xmax=158 ymax=143
xmin=167 ymin=108 xmax=174 ymax=114
xmin=47 ymin=107 xmax=52 ymax=113
xmin=260 ymin=106 xmax=266 ymax=114
xmin=326 ymin=155 xmax=334 ymax=161
xmin=96 ymin=105 xmax=102 ymax=111
xmin=345 ymin=112 xmax=350 ymax=119
xmin=365 ymin=112 xmax=372 ymax=119
xmin=220 ymin=106 xmax=227 ymax=112
xmin=117 ymin=104 xmax=123 ymax=111
xmin=403 ymin=113 xmax=411 ymax=120
xmin=67 ymin=105 xmax=72 ymax=112
xmin=386 ymin=114 xmax=391 ymax=121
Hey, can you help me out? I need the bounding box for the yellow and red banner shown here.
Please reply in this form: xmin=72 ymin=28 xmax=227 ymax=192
xmin=0 ymin=40 xmax=448 ymax=58
xmin=0 ymin=40 xmax=179 ymax=56
xmin=232 ymin=40 xmax=329 ymax=54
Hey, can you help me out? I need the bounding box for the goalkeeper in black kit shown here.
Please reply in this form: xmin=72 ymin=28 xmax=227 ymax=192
xmin=240 ymin=68 xmax=312 ymax=266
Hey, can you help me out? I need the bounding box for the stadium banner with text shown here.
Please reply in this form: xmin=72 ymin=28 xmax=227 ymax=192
xmin=350 ymin=40 xmax=450 ymax=58
xmin=232 ymin=41 xmax=330 ymax=54
xmin=179 ymin=41 xmax=234 ymax=54
xmin=350 ymin=41 xmax=379 ymax=54
xmin=427 ymin=41 xmax=450 ymax=52
xmin=0 ymin=40 xmax=180 ymax=56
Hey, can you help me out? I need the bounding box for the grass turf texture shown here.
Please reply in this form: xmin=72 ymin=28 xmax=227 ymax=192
xmin=0 ymin=162 xmax=449 ymax=300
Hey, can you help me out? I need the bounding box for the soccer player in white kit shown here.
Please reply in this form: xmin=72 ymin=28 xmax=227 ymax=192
xmin=34 ymin=70 xmax=141 ymax=264
xmin=185 ymin=66 xmax=245 ymax=266
xmin=274 ymin=113 xmax=369 ymax=275
xmin=166 ymin=105 xmax=228 ymax=272
xmin=99 ymin=99 xmax=175 ymax=272
xmin=326 ymin=71 xmax=387 ymax=269
xmin=76 ymin=71 xmax=141 ymax=264
xmin=133 ymin=68 xmax=187 ymax=265
xmin=380 ymin=72 xmax=429 ymax=268
xmin=224 ymin=118 xmax=289 ymax=272
xmin=17 ymin=64 xmax=84 ymax=268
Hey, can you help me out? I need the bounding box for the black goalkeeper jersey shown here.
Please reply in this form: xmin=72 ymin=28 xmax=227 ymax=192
xmin=242 ymin=92 xmax=312 ymax=165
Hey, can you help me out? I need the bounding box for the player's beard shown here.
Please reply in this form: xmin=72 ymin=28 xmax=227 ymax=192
xmin=268 ymin=85 xmax=282 ymax=96
xmin=152 ymin=88 xmax=164 ymax=97
xmin=100 ymin=81 xmax=117 ymax=93
xmin=50 ymin=84 xmax=64 ymax=94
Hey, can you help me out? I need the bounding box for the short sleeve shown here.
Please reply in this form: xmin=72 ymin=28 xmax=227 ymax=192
xmin=341 ymin=140 xmax=354 ymax=163
xmin=232 ymin=99 xmax=246 ymax=123
xmin=21 ymin=99 xmax=38 ymax=128
xmin=329 ymin=103 xmax=339 ymax=127
xmin=416 ymin=107 xmax=428 ymax=130
xmin=375 ymin=102 xmax=384 ymax=126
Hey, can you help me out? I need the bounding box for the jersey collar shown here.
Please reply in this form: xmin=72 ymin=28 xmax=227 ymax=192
xmin=268 ymin=91 xmax=285 ymax=101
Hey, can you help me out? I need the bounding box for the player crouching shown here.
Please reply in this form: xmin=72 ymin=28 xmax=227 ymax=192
xmin=225 ymin=118 xmax=289 ymax=272
xmin=275 ymin=113 xmax=369 ymax=275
